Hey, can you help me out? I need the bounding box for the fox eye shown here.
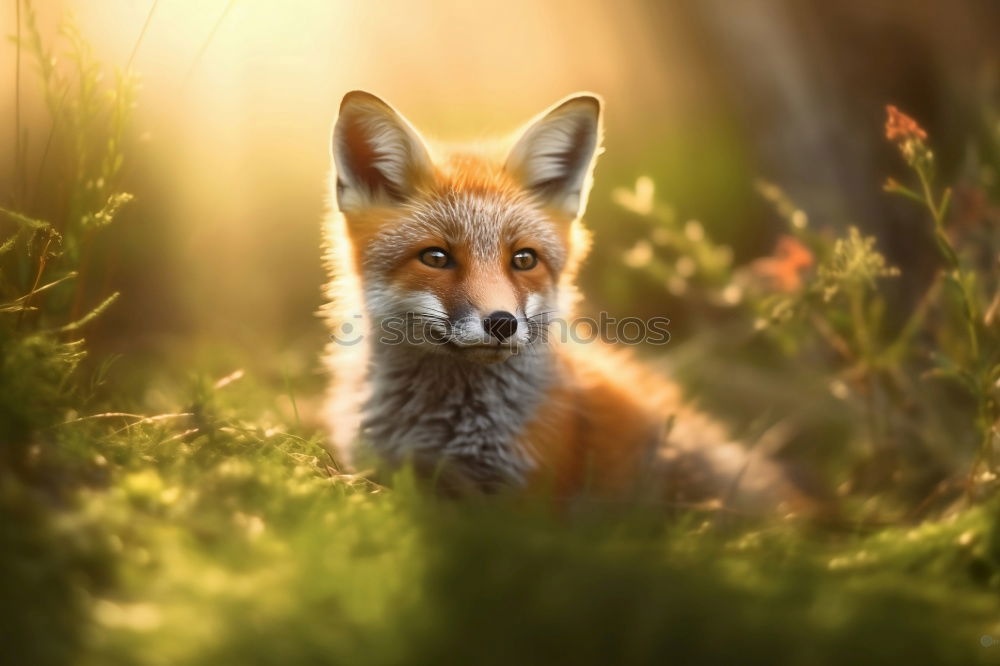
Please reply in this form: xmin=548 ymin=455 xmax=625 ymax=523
xmin=419 ymin=247 xmax=452 ymax=269
xmin=511 ymin=248 xmax=538 ymax=271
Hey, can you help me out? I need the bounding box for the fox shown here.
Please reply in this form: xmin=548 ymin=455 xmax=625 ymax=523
xmin=321 ymin=90 xmax=801 ymax=512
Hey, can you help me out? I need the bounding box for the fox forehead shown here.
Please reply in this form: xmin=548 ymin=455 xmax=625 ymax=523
xmin=360 ymin=186 xmax=570 ymax=274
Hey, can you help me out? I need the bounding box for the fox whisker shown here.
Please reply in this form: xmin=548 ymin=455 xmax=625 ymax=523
xmin=412 ymin=309 xmax=451 ymax=321
xmin=418 ymin=306 xmax=451 ymax=317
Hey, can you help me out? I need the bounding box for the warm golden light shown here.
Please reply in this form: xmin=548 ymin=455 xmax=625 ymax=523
xmin=3 ymin=0 xmax=701 ymax=344
xmin=5 ymin=2 xmax=1000 ymax=663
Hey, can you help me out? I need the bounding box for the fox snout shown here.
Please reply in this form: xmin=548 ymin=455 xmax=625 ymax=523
xmin=446 ymin=304 xmax=527 ymax=351
xmin=482 ymin=311 xmax=518 ymax=341
xmin=452 ymin=306 xmax=523 ymax=345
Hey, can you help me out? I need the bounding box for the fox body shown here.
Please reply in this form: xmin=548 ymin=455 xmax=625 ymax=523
xmin=322 ymin=91 xmax=794 ymax=509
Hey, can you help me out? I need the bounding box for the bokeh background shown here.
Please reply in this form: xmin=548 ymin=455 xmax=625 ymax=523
xmin=6 ymin=4 xmax=1000 ymax=663
xmin=1 ymin=0 xmax=998 ymax=381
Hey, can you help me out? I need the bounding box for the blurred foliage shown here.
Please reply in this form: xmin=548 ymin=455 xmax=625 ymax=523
xmin=2 ymin=1 xmax=131 ymax=447
xmin=619 ymin=105 xmax=1000 ymax=519
xmin=4 ymin=5 xmax=1000 ymax=665
xmin=5 ymin=370 xmax=1000 ymax=666
xmin=1 ymin=5 xmax=133 ymax=658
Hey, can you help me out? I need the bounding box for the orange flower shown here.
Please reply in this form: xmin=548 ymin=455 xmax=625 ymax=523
xmin=750 ymin=235 xmax=814 ymax=292
xmin=885 ymin=105 xmax=927 ymax=143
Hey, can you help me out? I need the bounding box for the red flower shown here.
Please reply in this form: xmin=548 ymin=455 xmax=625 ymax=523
xmin=750 ymin=236 xmax=814 ymax=292
xmin=885 ymin=105 xmax=927 ymax=143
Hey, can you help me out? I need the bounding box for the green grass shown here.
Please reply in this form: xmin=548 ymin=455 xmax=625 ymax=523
xmin=3 ymin=334 xmax=1000 ymax=665
xmin=2 ymin=367 xmax=999 ymax=666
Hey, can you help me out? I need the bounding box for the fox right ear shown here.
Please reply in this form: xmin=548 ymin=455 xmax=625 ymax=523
xmin=505 ymin=94 xmax=603 ymax=219
xmin=332 ymin=91 xmax=433 ymax=211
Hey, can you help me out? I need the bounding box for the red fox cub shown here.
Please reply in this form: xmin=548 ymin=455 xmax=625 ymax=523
xmin=322 ymin=90 xmax=798 ymax=511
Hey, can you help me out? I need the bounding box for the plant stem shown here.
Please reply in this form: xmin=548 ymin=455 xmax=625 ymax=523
xmin=183 ymin=0 xmax=237 ymax=86
xmin=17 ymin=232 xmax=53 ymax=330
xmin=126 ymin=0 xmax=159 ymax=72
xmin=849 ymin=285 xmax=871 ymax=360
xmin=916 ymin=166 xmax=979 ymax=361
xmin=917 ymin=162 xmax=995 ymax=478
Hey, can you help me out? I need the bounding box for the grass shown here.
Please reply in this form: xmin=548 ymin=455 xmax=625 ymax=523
xmin=4 ymin=368 xmax=1000 ymax=665
xmin=4 ymin=5 xmax=1000 ymax=665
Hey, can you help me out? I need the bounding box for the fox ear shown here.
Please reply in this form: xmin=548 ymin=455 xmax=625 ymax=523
xmin=505 ymin=94 xmax=603 ymax=218
xmin=332 ymin=91 xmax=433 ymax=210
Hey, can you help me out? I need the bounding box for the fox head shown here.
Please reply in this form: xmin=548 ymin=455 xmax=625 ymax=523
xmin=330 ymin=91 xmax=602 ymax=363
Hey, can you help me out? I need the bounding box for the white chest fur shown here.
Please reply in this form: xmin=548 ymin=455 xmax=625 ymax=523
xmin=359 ymin=344 xmax=553 ymax=488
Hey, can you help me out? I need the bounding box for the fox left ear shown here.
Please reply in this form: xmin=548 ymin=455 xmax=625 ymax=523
xmin=332 ymin=91 xmax=434 ymax=211
xmin=505 ymin=93 xmax=603 ymax=219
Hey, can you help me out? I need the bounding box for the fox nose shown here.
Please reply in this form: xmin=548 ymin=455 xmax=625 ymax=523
xmin=483 ymin=310 xmax=518 ymax=342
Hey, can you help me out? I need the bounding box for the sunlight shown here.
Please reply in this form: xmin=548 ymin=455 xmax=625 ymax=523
xmin=5 ymin=1 xmax=1000 ymax=663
